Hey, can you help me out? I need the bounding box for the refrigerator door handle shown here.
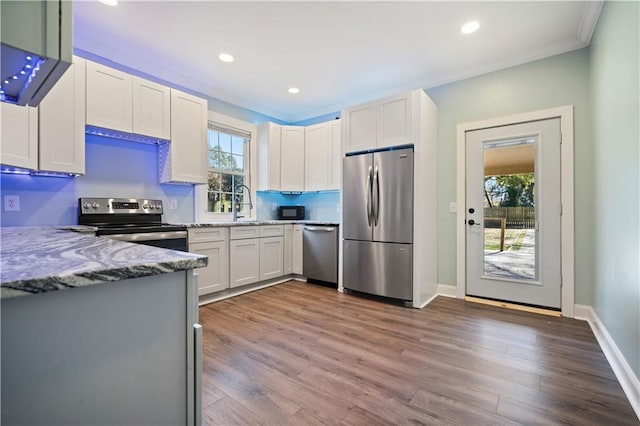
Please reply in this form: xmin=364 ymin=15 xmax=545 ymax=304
xmin=366 ymin=166 xmax=373 ymax=226
xmin=373 ymin=166 xmax=380 ymax=226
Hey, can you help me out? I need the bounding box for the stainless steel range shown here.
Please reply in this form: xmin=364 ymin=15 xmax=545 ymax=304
xmin=79 ymin=197 xmax=188 ymax=251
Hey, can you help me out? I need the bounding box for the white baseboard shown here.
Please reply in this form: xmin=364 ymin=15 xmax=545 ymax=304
xmin=437 ymin=284 xmax=458 ymax=298
xmin=574 ymin=304 xmax=640 ymax=420
xmin=418 ymin=292 xmax=439 ymax=308
xmin=573 ymin=304 xmax=592 ymax=321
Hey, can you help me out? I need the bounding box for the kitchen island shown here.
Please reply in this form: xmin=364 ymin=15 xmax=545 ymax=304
xmin=1 ymin=227 xmax=207 ymax=425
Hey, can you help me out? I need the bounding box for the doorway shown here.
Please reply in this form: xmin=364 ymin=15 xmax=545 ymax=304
xmin=455 ymin=106 xmax=575 ymax=317
xmin=466 ymin=118 xmax=561 ymax=308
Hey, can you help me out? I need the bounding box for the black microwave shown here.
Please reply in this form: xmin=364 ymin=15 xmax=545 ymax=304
xmin=278 ymin=205 xmax=305 ymax=220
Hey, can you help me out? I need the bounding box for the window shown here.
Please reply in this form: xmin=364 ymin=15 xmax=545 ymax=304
xmin=206 ymin=123 xmax=251 ymax=213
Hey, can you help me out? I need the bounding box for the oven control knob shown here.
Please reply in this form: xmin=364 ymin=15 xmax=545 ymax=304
xmin=154 ymin=204 xmax=161 ymax=210
xmin=91 ymin=202 xmax=100 ymax=209
xmin=143 ymin=204 xmax=149 ymax=209
xmin=149 ymin=204 xmax=156 ymax=209
xmin=83 ymin=202 xmax=91 ymax=209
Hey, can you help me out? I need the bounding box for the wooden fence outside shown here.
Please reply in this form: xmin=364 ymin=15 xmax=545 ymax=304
xmin=484 ymin=207 xmax=535 ymax=229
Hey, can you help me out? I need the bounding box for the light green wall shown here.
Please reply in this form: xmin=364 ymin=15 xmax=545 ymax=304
xmin=589 ymin=1 xmax=639 ymax=377
xmin=425 ymin=48 xmax=593 ymax=305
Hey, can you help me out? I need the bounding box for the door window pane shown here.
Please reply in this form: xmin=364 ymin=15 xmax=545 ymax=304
xmin=482 ymin=138 xmax=537 ymax=281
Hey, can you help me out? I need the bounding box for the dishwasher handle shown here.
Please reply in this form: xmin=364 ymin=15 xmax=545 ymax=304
xmin=303 ymin=226 xmax=336 ymax=232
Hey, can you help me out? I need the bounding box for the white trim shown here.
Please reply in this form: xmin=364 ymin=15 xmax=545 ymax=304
xmin=573 ymin=304 xmax=592 ymax=321
xmin=419 ymin=292 xmax=439 ymax=309
xmin=456 ymin=106 xmax=575 ymax=317
xmin=195 ymin=112 xmax=258 ymax=223
xmin=577 ymin=1 xmax=604 ymax=45
xmin=437 ymin=284 xmax=457 ymax=298
xmin=574 ymin=305 xmax=640 ymax=420
xmin=198 ymin=277 xmax=291 ymax=306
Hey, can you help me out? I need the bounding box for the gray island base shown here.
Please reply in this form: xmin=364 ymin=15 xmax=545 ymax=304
xmin=2 ymin=271 xmax=200 ymax=425
xmin=1 ymin=227 xmax=205 ymax=425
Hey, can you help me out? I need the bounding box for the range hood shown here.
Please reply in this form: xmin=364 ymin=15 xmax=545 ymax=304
xmin=1 ymin=0 xmax=72 ymax=107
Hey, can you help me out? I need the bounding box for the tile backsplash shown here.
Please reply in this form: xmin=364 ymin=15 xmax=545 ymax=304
xmin=256 ymin=191 xmax=340 ymax=222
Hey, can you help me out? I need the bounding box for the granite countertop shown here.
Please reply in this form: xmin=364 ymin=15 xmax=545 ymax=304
xmin=1 ymin=227 xmax=207 ymax=300
xmin=177 ymin=220 xmax=340 ymax=228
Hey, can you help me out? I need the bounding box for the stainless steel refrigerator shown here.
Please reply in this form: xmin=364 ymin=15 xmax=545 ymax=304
xmin=343 ymin=147 xmax=414 ymax=300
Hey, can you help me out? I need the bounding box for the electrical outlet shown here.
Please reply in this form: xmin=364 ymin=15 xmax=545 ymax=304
xmin=170 ymin=199 xmax=178 ymax=210
xmin=449 ymin=202 xmax=457 ymax=213
xmin=4 ymin=195 xmax=20 ymax=211
xmin=272 ymin=202 xmax=277 ymax=211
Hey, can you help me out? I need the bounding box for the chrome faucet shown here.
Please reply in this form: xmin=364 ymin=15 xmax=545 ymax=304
xmin=232 ymin=184 xmax=253 ymax=221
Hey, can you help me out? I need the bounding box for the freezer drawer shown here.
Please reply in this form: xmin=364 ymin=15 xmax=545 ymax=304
xmin=303 ymin=226 xmax=338 ymax=284
xmin=343 ymin=240 xmax=413 ymax=300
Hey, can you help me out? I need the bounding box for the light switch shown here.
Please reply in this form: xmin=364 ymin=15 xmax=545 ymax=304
xmin=170 ymin=199 xmax=178 ymax=210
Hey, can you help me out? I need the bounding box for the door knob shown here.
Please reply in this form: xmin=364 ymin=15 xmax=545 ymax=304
xmin=468 ymin=219 xmax=480 ymax=226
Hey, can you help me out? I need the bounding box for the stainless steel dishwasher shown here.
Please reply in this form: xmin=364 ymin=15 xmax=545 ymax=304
xmin=303 ymin=225 xmax=338 ymax=285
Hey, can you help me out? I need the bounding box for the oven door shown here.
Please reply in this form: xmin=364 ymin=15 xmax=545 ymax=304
xmin=105 ymin=231 xmax=188 ymax=252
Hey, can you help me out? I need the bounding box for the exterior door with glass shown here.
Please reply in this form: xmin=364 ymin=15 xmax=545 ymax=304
xmin=465 ymin=118 xmax=561 ymax=308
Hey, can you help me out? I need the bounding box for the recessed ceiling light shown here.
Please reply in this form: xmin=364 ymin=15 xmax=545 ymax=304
xmin=288 ymin=87 xmax=300 ymax=94
xmin=219 ymin=53 xmax=235 ymax=63
xmin=461 ymin=21 xmax=480 ymax=34
xmin=99 ymin=0 xmax=118 ymax=6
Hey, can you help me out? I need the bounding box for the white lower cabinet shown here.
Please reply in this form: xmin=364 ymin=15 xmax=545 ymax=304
xmin=260 ymin=237 xmax=284 ymax=281
xmin=293 ymin=225 xmax=303 ymax=274
xmin=229 ymin=238 xmax=261 ymax=288
xmin=229 ymin=225 xmax=285 ymax=289
xmin=193 ymin=225 xmax=292 ymax=295
xmin=188 ymin=228 xmax=229 ymax=296
xmin=283 ymin=225 xmax=293 ymax=274
xmin=190 ymin=241 xmax=229 ymax=295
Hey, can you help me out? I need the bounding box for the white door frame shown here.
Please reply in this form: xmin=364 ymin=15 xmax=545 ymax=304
xmin=456 ymin=106 xmax=575 ymax=317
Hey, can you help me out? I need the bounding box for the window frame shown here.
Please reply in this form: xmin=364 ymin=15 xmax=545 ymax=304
xmin=195 ymin=112 xmax=257 ymax=222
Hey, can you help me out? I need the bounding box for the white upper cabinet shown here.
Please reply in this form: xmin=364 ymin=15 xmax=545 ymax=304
xmin=280 ymin=126 xmax=305 ymax=191
xmin=342 ymin=90 xmax=418 ymax=153
xmin=159 ymin=89 xmax=207 ymax=184
xmin=39 ymin=57 xmax=86 ymax=175
xmin=329 ymin=119 xmax=342 ymax=190
xmin=0 ymin=103 xmax=38 ymax=169
xmin=304 ymin=119 xmax=342 ymax=191
xmin=86 ymin=61 xmax=133 ymax=133
xmin=377 ymin=92 xmax=414 ymax=148
xmin=86 ymin=60 xmax=171 ymax=141
xmin=258 ymin=119 xmax=340 ymax=193
xmin=257 ymin=122 xmax=282 ymax=191
xmin=304 ymin=122 xmax=331 ymax=191
xmin=1 ymin=56 xmax=85 ymax=174
xmin=132 ymin=76 xmax=170 ymax=140
xmin=342 ymin=103 xmax=376 ymax=153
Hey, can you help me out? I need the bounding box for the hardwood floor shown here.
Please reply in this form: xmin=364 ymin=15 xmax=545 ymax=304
xmin=199 ymin=281 xmax=638 ymax=425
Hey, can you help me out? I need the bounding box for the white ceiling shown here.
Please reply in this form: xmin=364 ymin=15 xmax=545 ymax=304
xmin=74 ymin=1 xmax=602 ymax=123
